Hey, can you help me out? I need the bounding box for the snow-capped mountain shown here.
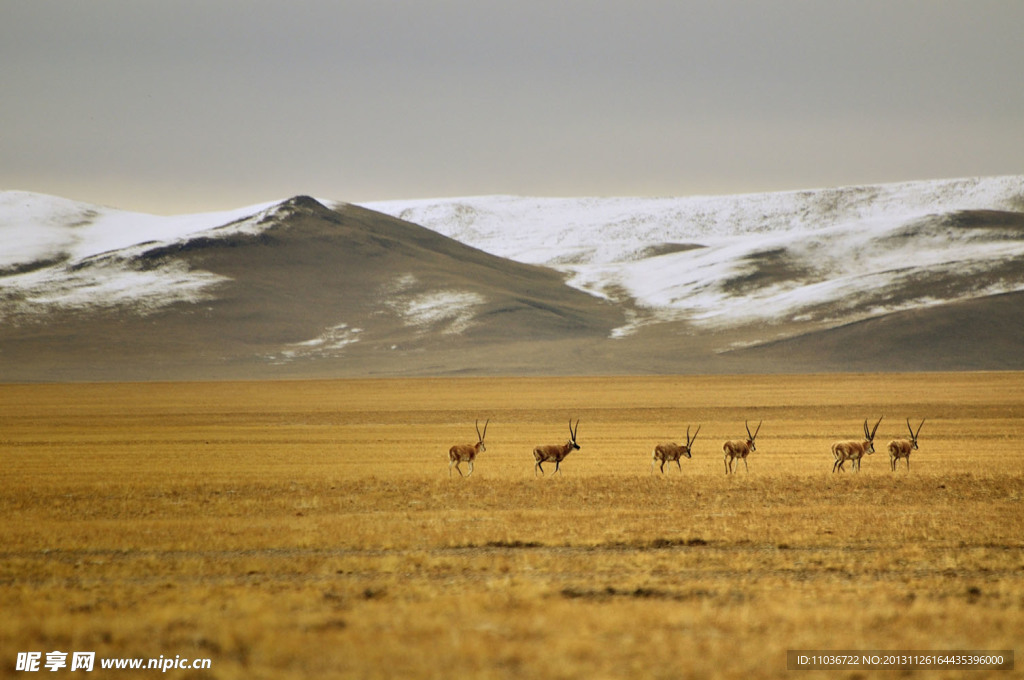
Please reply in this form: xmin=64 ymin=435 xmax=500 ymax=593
xmin=1 ymin=176 xmax=1022 ymax=380
xmin=362 ymin=176 xmax=1024 ymax=335
xmin=0 ymin=193 xmax=621 ymax=380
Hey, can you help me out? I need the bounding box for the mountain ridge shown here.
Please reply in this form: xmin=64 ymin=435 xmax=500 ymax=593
xmin=362 ymin=176 xmax=1024 ymax=332
xmin=2 ymin=176 xmax=1023 ymax=380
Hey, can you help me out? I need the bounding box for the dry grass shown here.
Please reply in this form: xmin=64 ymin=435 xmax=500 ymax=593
xmin=1 ymin=374 xmax=1022 ymax=679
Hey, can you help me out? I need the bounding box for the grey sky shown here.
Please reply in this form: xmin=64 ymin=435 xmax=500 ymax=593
xmin=2 ymin=1 xmax=1021 ymax=214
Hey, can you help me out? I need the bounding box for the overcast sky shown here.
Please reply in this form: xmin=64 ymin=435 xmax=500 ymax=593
xmin=2 ymin=1 xmax=1021 ymax=214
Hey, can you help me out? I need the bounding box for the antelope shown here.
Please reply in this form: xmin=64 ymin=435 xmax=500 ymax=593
xmin=651 ymin=425 xmax=700 ymax=474
xmin=533 ymin=419 xmax=580 ymax=476
xmin=448 ymin=419 xmax=488 ymax=477
xmin=831 ymin=417 xmax=883 ymax=473
xmin=723 ymin=420 xmax=761 ymax=474
xmin=888 ymin=418 xmax=924 ymax=471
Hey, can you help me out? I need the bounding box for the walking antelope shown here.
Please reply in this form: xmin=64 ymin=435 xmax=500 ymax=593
xmin=831 ymin=417 xmax=883 ymax=473
xmin=723 ymin=420 xmax=761 ymax=474
xmin=651 ymin=425 xmax=700 ymax=474
xmin=888 ymin=419 xmax=924 ymax=471
xmin=448 ymin=419 xmax=488 ymax=478
xmin=533 ymin=419 xmax=580 ymax=476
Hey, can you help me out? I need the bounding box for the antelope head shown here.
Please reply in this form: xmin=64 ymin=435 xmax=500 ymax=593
xmin=567 ymin=418 xmax=581 ymax=451
xmin=905 ymin=418 xmax=925 ymax=450
xmin=475 ymin=418 xmax=489 ymax=451
xmin=683 ymin=424 xmax=701 ymax=458
xmin=745 ymin=420 xmax=762 ymax=450
xmin=863 ymin=416 xmax=883 ymax=453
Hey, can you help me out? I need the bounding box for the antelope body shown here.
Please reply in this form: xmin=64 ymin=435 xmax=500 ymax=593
xmin=724 ymin=419 xmax=765 ymax=473
xmin=651 ymin=425 xmax=700 ymax=474
xmin=533 ymin=419 xmax=580 ymax=476
xmin=448 ymin=419 xmax=488 ymax=477
xmin=888 ymin=419 xmax=924 ymax=471
xmin=831 ymin=417 xmax=882 ymax=473
xmin=723 ymin=420 xmax=761 ymax=474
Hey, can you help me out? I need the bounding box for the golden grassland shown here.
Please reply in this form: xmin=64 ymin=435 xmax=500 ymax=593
xmin=1 ymin=373 xmax=1022 ymax=679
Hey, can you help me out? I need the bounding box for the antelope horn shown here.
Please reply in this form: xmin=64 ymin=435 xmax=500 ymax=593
xmin=906 ymin=418 xmax=914 ymax=437
xmin=480 ymin=418 xmax=489 ymax=440
xmin=690 ymin=425 xmax=701 ymax=446
xmin=871 ymin=416 xmax=882 ymax=439
xmin=745 ymin=420 xmax=752 ymax=438
xmin=915 ymin=419 xmax=925 ymax=438
xmin=752 ymin=420 xmax=762 ymax=439
xmin=475 ymin=419 xmax=482 ymax=440
xmin=570 ymin=419 xmax=580 ymax=440
xmin=863 ymin=419 xmax=870 ymax=439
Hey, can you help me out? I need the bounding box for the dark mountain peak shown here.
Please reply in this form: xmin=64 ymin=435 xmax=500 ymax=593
xmin=261 ymin=195 xmax=341 ymax=224
xmin=281 ymin=195 xmax=330 ymax=211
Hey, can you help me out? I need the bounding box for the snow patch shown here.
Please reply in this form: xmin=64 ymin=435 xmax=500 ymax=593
xmin=0 ymin=194 xmax=299 ymax=322
xmin=1 ymin=258 xmax=228 ymax=322
xmin=383 ymin=274 xmax=486 ymax=335
xmin=267 ymin=323 xmax=363 ymax=363
xmin=0 ymin=190 xmax=281 ymax=269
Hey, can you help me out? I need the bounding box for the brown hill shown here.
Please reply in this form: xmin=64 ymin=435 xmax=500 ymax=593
xmin=0 ymin=198 xmax=624 ymax=381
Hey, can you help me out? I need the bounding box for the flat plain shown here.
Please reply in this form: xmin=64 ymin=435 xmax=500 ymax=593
xmin=2 ymin=373 xmax=1022 ymax=679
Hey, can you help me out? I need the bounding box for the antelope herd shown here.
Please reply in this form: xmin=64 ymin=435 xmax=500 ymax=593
xmin=447 ymin=417 xmax=927 ymax=477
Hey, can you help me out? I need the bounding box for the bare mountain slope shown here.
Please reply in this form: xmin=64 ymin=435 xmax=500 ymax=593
xmin=719 ymin=291 xmax=1024 ymax=373
xmin=0 ymin=197 xmax=623 ymax=381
